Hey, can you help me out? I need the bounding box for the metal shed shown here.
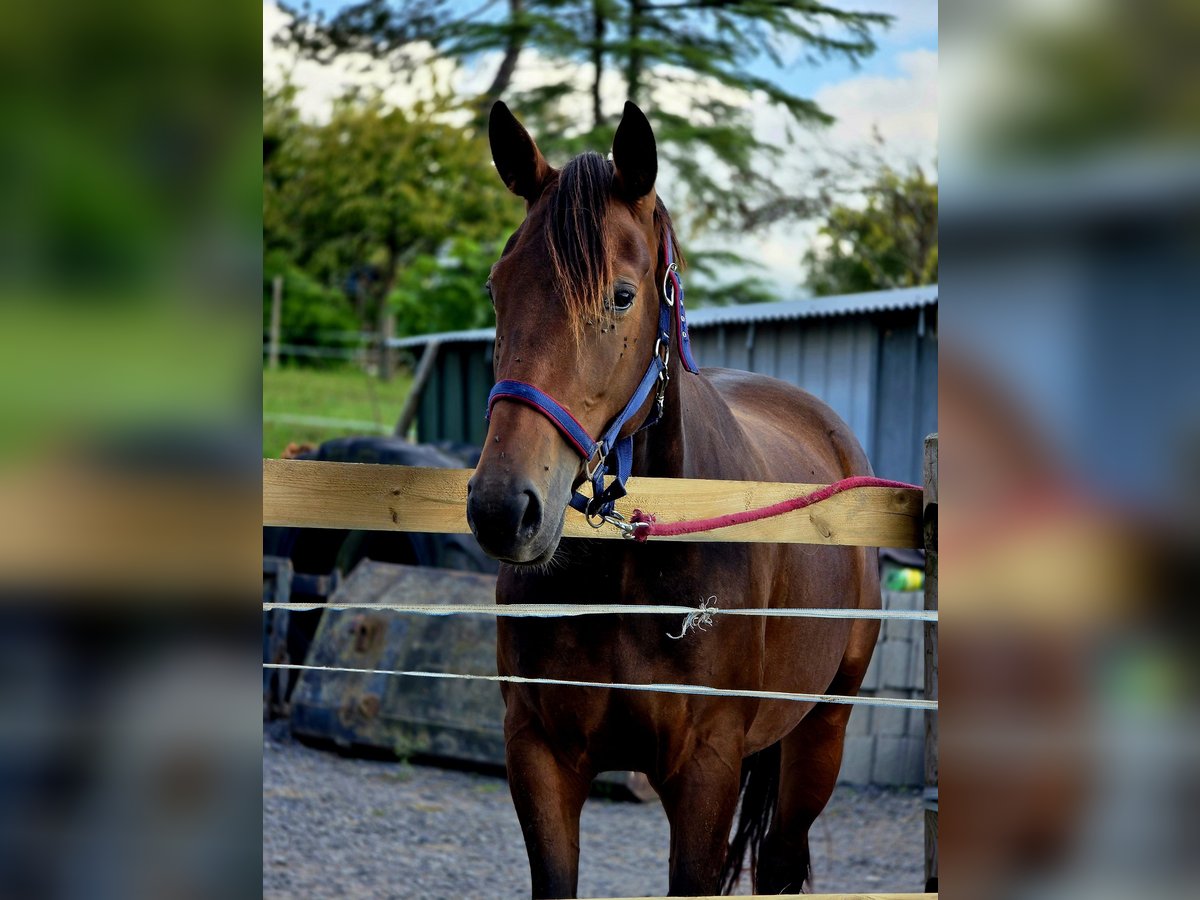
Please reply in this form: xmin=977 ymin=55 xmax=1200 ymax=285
xmin=393 ymin=285 xmax=937 ymax=484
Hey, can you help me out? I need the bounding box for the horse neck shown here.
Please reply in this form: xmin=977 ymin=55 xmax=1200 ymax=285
xmin=633 ymin=350 xmax=724 ymax=482
xmin=632 ymin=216 xmax=722 ymax=479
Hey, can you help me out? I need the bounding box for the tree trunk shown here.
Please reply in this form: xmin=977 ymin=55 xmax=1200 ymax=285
xmin=377 ymin=238 xmax=401 ymax=381
xmin=377 ymin=304 xmax=396 ymax=381
xmin=626 ymin=0 xmax=645 ymax=105
xmin=591 ymin=1 xmax=605 ymax=130
xmin=476 ymin=0 xmax=526 ymax=117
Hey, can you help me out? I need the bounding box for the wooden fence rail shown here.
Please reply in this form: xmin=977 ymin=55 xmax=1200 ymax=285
xmin=262 ymin=459 xmax=923 ymax=549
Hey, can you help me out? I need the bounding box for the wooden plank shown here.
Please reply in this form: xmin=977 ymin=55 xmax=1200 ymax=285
xmin=923 ymin=433 xmax=938 ymax=890
xmin=262 ymin=459 xmax=922 ymax=548
xmin=465 ymin=343 xmax=493 ymax=447
xmin=873 ymin=316 xmax=919 ymax=482
xmin=417 ymin=358 xmax=442 ymax=443
xmin=268 ymin=274 xmax=283 ymax=370
xmin=393 ymin=339 xmax=440 ymax=438
xmin=442 ymin=348 xmax=465 ymax=443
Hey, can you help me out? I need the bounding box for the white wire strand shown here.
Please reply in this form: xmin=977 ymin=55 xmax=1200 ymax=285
xmin=263 ymin=662 xmax=937 ymax=711
xmin=262 ymin=601 xmax=936 ymax=621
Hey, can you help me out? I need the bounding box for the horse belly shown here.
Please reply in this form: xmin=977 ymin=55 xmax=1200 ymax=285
xmin=498 ymin=615 xmax=762 ymax=775
xmin=743 ymin=542 xmax=875 ymax=752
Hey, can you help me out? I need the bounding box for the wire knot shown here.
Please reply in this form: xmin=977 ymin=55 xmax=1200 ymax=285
xmin=667 ymin=596 xmax=719 ymax=640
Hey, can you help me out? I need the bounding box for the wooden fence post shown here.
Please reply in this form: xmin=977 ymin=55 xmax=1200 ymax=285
xmin=394 ymin=339 xmax=441 ymax=439
xmin=268 ymin=274 xmax=283 ymax=370
xmin=923 ymin=433 xmax=938 ymax=892
xmin=377 ymin=311 xmax=397 ymax=381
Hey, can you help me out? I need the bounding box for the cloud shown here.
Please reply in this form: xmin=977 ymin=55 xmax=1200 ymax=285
xmin=814 ymin=49 xmax=938 ymax=167
xmin=831 ymin=0 xmax=938 ymax=45
xmin=697 ymin=49 xmax=937 ymax=294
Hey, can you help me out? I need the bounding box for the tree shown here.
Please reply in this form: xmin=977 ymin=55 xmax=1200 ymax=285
xmin=263 ymin=87 xmax=521 ymax=362
xmin=263 ymin=248 xmax=361 ymax=363
xmin=389 ymin=238 xmax=501 ymax=336
xmin=803 ymin=163 xmax=938 ymax=296
xmin=275 ymin=1 xmax=892 ymax=244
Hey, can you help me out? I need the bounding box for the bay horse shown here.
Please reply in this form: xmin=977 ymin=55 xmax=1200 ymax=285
xmin=466 ymin=100 xmax=881 ymax=898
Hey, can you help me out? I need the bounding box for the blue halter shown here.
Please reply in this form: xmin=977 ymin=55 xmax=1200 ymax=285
xmin=486 ymin=230 xmax=699 ymax=524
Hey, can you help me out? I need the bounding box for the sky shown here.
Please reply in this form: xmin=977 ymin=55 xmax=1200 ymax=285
xmin=263 ymin=1 xmax=938 ymax=293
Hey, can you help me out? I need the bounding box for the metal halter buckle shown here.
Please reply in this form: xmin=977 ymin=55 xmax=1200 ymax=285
xmin=584 ymin=444 xmax=607 ymax=482
xmin=654 ymin=371 xmax=669 ymax=418
xmin=654 ymin=327 xmax=671 ymax=369
xmin=661 ymin=263 xmax=679 ymax=307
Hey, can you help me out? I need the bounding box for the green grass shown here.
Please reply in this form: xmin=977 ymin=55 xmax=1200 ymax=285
xmin=263 ymin=364 xmax=413 ymax=459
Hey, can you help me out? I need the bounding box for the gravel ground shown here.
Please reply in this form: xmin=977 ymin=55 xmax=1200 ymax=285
xmin=264 ymin=727 xmax=922 ymax=899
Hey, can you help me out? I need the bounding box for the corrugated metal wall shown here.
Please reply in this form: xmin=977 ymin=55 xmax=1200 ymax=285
xmin=417 ymin=307 xmax=936 ymax=483
xmin=418 ymin=340 xmax=495 ymax=449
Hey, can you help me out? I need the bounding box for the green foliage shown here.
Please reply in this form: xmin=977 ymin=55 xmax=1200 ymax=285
xmin=263 ymin=249 xmax=360 ymax=352
xmin=804 ymin=164 xmax=938 ymax=296
xmin=682 ymin=249 xmax=778 ymax=307
xmin=264 ymin=87 xmax=520 ymax=337
xmin=389 ymin=238 xmax=501 ymax=337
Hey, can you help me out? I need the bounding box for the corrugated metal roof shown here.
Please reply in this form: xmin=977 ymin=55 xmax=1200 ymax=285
xmin=685 ymin=284 xmax=937 ymax=327
xmin=389 ymin=284 xmax=937 ymax=349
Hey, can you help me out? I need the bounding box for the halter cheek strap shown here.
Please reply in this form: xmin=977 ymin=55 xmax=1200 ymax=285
xmin=485 ymin=228 xmax=698 ymax=522
xmin=664 ymin=232 xmax=699 ymax=375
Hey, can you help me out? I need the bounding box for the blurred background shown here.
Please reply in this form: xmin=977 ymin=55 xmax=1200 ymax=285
xmin=0 ymin=1 xmax=263 ymax=898
xmin=940 ymin=2 xmax=1199 ymax=899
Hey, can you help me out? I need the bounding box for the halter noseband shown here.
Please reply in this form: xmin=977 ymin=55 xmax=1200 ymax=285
xmin=486 ymin=230 xmax=699 ymax=526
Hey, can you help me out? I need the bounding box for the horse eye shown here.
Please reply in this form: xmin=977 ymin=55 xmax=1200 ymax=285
xmin=485 ymin=280 xmax=494 ymax=306
xmin=612 ymin=287 xmax=636 ymax=311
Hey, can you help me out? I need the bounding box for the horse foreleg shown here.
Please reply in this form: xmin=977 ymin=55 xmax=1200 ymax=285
xmin=506 ymin=729 xmax=591 ymax=899
xmin=656 ymin=734 xmax=743 ymax=897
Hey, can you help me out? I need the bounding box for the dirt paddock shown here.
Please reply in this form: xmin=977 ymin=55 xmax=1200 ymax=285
xmin=264 ymin=726 xmax=923 ymax=899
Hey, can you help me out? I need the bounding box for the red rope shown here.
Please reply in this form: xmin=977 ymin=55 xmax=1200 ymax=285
xmin=628 ymin=475 xmax=920 ymax=542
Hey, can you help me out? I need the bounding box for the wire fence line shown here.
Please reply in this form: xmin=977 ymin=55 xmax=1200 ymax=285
xmin=262 ymin=412 xmax=394 ymax=434
xmin=262 ymin=342 xmax=369 ymax=361
xmin=263 ymin=601 xmax=936 ymax=621
xmin=263 ymin=662 xmax=938 ymax=711
xmin=262 ymin=601 xmax=936 ymax=710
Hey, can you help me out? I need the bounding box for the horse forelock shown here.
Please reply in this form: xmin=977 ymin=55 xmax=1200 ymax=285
xmin=543 ymin=152 xmax=614 ymax=334
xmin=539 ymin=151 xmax=682 ymax=338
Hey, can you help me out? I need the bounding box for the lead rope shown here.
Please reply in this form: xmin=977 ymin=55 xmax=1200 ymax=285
xmin=618 ymin=475 xmax=921 ymax=542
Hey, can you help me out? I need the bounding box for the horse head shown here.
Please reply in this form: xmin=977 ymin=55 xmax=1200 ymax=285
xmin=466 ymin=101 xmax=673 ymax=564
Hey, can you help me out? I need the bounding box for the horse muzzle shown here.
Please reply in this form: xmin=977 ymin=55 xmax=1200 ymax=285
xmin=465 ymin=474 xmax=543 ymax=561
xmin=466 ymin=462 xmax=574 ymax=564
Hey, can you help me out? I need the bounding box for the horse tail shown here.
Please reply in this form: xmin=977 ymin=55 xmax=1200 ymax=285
xmin=719 ymin=741 xmax=780 ymax=894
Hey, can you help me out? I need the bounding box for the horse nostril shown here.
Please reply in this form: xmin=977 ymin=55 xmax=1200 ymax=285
xmin=518 ymin=488 xmax=543 ymax=538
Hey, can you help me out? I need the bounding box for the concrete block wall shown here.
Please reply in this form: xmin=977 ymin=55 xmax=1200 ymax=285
xmin=837 ymin=589 xmax=927 ymax=787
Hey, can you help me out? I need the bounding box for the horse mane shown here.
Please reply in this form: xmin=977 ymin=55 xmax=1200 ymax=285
xmin=543 ymin=151 xmax=683 ymax=338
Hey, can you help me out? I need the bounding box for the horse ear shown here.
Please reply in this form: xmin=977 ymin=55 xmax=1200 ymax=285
xmin=489 ymin=101 xmax=553 ymax=203
xmin=612 ymin=101 xmax=657 ymax=203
